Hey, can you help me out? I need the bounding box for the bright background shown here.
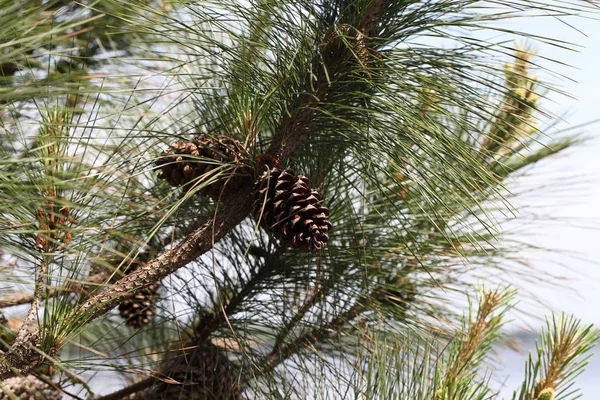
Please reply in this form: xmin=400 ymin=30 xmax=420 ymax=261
xmin=486 ymin=14 xmax=600 ymax=398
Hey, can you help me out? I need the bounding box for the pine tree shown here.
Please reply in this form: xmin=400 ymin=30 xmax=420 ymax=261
xmin=0 ymin=1 xmax=598 ymax=399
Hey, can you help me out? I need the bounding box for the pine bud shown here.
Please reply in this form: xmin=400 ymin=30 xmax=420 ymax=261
xmin=536 ymin=388 xmax=555 ymax=400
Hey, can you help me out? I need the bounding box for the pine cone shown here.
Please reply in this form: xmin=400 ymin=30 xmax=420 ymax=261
xmin=118 ymin=283 xmax=160 ymax=329
xmin=157 ymin=344 xmax=241 ymax=400
xmin=254 ymin=166 xmax=331 ymax=251
xmin=0 ymin=375 xmax=61 ymax=400
xmin=155 ymin=135 xmax=252 ymax=200
xmin=112 ymin=252 xmax=160 ymax=329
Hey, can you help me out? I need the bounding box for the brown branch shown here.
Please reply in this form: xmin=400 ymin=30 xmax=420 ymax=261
xmin=444 ymin=289 xmax=504 ymax=384
xmin=192 ymin=245 xmax=285 ymax=340
xmin=251 ymin=298 xmax=369 ymax=383
xmin=76 ymin=183 xmax=254 ymax=322
xmin=125 ymin=246 xmax=286 ymax=399
xmin=2 ymin=257 xmax=49 ymax=377
xmin=359 ymin=0 xmax=390 ymax=37
xmin=95 ymin=377 xmax=155 ymax=400
xmin=267 ymin=0 xmax=391 ymax=161
xmin=0 ymin=273 xmax=108 ymax=308
xmin=0 ymin=292 xmax=50 ymax=309
xmin=270 ymin=285 xmax=324 ymax=356
xmin=0 ymin=182 xmax=254 ymax=379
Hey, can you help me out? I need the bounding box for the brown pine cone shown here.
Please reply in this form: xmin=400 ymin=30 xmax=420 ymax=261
xmin=155 ymin=135 xmax=252 ymax=200
xmin=254 ymin=166 xmax=331 ymax=251
xmin=155 ymin=344 xmax=241 ymax=400
xmin=0 ymin=375 xmax=61 ymax=400
xmin=118 ymin=283 xmax=160 ymax=329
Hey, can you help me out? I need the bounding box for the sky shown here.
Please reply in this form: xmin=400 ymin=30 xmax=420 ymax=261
xmin=480 ymin=10 xmax=600 ymax=398
xmin=497 ymin=12 xmax=600 ymax=330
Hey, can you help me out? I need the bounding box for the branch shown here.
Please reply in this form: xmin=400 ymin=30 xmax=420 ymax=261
xmin=2 ymin=257 xmax=49 ymax=377
xmin=0 ymin=213 xmax=211 ymax=309
xmin=106 ymin=246 xmax=288 ymax=399
xmin=77 ymin=183 xmax=255 ymax=323
xmin=252 ymin=297 xmax=370 ymax=382
xmin=95 ymin=377 xmax=155 ymax=400
xmin=270 ymin=286 xmax=324 ymax=356
xmin=267 ymin=0 xmax=391 ymax=160
xmin=0 ymin=182 xmax=254 ymax=379
xmin=192 ymin=245 xmax=285 ymax=340
xmin=0 ymin=273 xmax=108 ymax=308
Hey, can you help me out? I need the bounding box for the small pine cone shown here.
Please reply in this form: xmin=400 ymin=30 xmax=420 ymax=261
xmin=0 ymin=375 xmax=61 ymax=400
xmin=254 ymin=167 xmax=331 ymax=251
xmin=118 ymin=283 xmax=160 ymax=328
xmin=155 ymin=135 xmax=252 ymax=200
xmin=157 ymin=345 xmax=241 ymax=400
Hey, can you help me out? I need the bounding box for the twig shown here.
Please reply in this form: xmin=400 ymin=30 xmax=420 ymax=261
xmin=3 ymin=257 xmax=49 ymax=376
xmin=270 ymin=286 xmax=324 ymax=356
xmin=133 ymin=246 xmax=286 ymax=398
xmin=0 ymin=292 xmax=54 ymax=309
xmin=33 ymin=370 xmax=87 ymax=400
xmin=192 ymin=245 xmax=284 ymax=340
xmin=252 ymin=298 xmax=369 ymax=382
xmin=94 ymin=377 xmax=155 ymax=400
xmin=267 ymin=1 xmax=391 ymax=161
xmin=0 ymin=273 xmax=108 ymax=308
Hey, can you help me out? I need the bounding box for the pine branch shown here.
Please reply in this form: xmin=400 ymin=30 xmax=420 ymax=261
xmin=430 ymin=288 xmax=516 ymax=400
xmin=191 ymin=244 xmax=286 ymax=340
xmin=512 ymin=314 xmax=599 ymax=400
xmin=0 ymin=273 xmax=108 ymax=309
xmin=445 ymin=289 xmax=510 ymax=382
xmin=0 ymin=181 xmax=254 ymax=378
xmin=270 ymin=285 xmax=325 ymax=356
xmin=3 ymin=257 xmax=49 ymax=376
xmin=115 ymin=244 xmax=288 ymax=397
xmin=95 ymin=378 xmax=155 ymax=400
xmin=253 ymin=296 xmax=370 ymax=383
xmin=267 ymin=0 xmax=391 ymax=160
xmin=76 ymin=184 xmax=253 ymax=321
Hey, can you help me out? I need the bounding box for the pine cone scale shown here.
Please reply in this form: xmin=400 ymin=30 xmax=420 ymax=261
xmin=254 ymin=166 xmax=331 ymax=251
xmin=119 ymin=282 xmax=160 ymax=328
xmin=158 ymin=344 xmax=242 ymax=400
xmin=156 ymin=135 xmax=252 ymax=200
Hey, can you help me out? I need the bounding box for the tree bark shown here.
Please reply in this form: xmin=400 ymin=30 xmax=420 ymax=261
xmin=0 ymin=273 xmax=108 ymax=308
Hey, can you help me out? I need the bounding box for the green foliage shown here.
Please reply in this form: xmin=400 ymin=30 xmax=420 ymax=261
xmin=512 ymin=315 xmax=599 ymax=400
xmin=344 ymin=291 xmax=598 ymax=400
xmin=0 ymin=0 xmax=598 ymax=399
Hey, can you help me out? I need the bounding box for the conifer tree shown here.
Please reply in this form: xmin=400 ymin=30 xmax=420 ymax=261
xmin=0 ymin=1 xmax=598 ymax=399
